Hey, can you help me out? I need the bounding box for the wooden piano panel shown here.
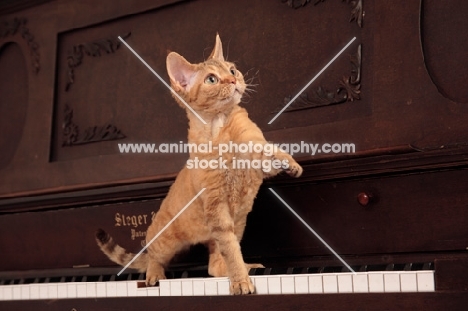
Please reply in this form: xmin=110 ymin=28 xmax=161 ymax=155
xmin=244 ymin=169 xmax=468 ymax=262
xmin=0 ymin=165 xmax=466 ymax=272
xmin=1 ymin=0 xmax=467 ymax=198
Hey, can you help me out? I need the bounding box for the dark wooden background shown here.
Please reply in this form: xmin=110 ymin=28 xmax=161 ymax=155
xmin=1 ymin=0 xmax=468 ymax=276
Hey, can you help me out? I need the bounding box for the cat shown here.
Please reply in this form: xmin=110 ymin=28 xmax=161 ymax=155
xmin=96 ymin=34 xmax=303 ymax=295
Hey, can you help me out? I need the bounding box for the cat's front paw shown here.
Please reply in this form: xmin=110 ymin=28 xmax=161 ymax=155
xmin=285 ymin=160 xmax=303 ymax=178
xmin=230 ymin=277 xmax=255 ymax=295
xmin=146 ymin=263 xmax=166 ymax=286
xmin=146 ymin=273 xmax=166 ymax=287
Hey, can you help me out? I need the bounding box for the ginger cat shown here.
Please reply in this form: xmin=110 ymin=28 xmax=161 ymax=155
xmin=96 ymin=34 xmax=302 ymax=295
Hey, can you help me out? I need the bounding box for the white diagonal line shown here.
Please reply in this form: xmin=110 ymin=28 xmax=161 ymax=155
xmin=118 ymin=36 xmax=207 ymax=125
xmin=117 ymin=187 xmax=206 ymax=276
xmin=268 ymin=36 xmax=357 ymax=124
xmin=268 ymin=188 xmax=356 ymax=274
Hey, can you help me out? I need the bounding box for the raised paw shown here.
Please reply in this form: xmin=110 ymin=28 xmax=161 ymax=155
xmin=230 ymin=277 xmax=255 ymax=295
xmin=285 ymin=161 xmax=303 ymax=178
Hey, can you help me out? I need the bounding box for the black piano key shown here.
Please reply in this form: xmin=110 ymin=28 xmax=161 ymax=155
xmin=322 ymin=266 xmax=342 ymax=273
xmin=410 ymin=263 xmax=424 ymax=271
xmin=86 ymin=275 xmax=100 ymax=282
xmin=248 ymin=268 xmax=270 ymax=275
xmin=306 ymin=267 xmax=320 ymax=274
xmin=292 ymin=267 xmax=305 ymax=274
xmin=393 ymin=264 xmax=406 ymax=271
xmin=270 ymin=267 xmax=288 ymax=275
xmin=342 ymin=266 xmax=360 ymax=273
xmin=366 ymin=264 xmax=387 ymax=272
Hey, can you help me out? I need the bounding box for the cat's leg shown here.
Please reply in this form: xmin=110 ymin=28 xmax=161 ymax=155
xmin=207 ymin=240 xmax=262 ymax=277
xmin=233 ymin=201 xmax=264 ymax=271
xmin=207 ymin=240 xmax=228 ymax=277
xmin=144 ymin=229 xmax=185 ymax=286
xmin=206 ymin=204 xmax=254 ymax=294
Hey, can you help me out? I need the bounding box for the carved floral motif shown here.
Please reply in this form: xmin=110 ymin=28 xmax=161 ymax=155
xmin=281 ymin=0 xmax=363 ymax=27
xmin=61 ymin=33 xmax=130 ymax=146
xmin=62 ymin=104 xmax=126 ymax=147
xmin=275 ymin=0 xmax=363 ymax=113
xmin=273 ymin=44 xmax=361 ymax=113
xmin=0 ymin=17 xmax=40 ymax=73
xmin=65 ymin=32 xmax=131 ymax=91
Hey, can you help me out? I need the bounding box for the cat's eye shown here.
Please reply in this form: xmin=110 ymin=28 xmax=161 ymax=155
xmin=230 ymin=68 xmax=236 ymax=75
xmin=205 ymin=75 xmax=218 ymax=85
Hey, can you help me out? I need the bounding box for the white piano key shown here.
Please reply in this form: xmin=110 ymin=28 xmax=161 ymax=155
xmin=368 ymin=272 xmax=384 ymax=293
xmin=417 ymin=271 xmax=435 ymax=292
xmin=12 ymin=285 xmax=22 ymax=300
xmin=281 ymin=276 xmax=295 ymax=294
xmin=337 ymin=273 xmax=353 ymax=293
xmin=136 ymin=287 xmax=148 ymax=296
xmin=193 ymin=279 xmax=205 ymax=296
xmin=66 ymin=283 xmax=77 ymax=299
xmin=57 ymin=283 xmax=68 ymax=299
xmin=48 ymin=284 xmax=58 ymax=299
xmin=39 ymin=284 xmax=49 ymax=299
xmin=170 ymin=280 xmax=182 ymax=296
xmin=204 ymin=278 xmax=218 ymax=296
xmin=86 ymin=282 xmax=97 ymax=298
xmin=217 ymin=278 xmax=230 ymax=295
xmin=21 ymin=285 xmax=30 ymax=300
xmin=116 ymin=282 xmax=128 ymax=297
xmin=400 ymin=272 xmax=418 ymax=292
xmin=96 ymin=283 xmax=107 ymax=297
xmin=127 ymin=281 xmax=138 ymax=297
xmin=384 ymin=272 xmax=401 ymax=292
xmin=308 ymin=275 xmax=323 ymax=293
xmin=0 ymin=285 xmax=4 ymax=300
xmin=3 ymin=286 xmax=12 ymax=300
xmin=252 ymin=276 xmax=269 ymax=295
xmin=323 ymin=274 xmax=338 ymax=293
xmin=352 ymin=273 xmax=369 ymax=293
xmin=294 ymin=276 xmax=309 ymax=294
xmin=159 ymin=280 xmax=171 ymax=296
xmin=181 ymin=280 xmax=193 ymax=296
xmin=76 ymin=283 xmax=87 ymax=298
xmin=267 ymin=276 xmax=281 ymax=294
xmin=30 ymin=284 xmax=40 ymax=299
xmin=147 ymin=286 xmax=160 ymax=297
xmin=105 ymin=282 xmax=117 ymax=297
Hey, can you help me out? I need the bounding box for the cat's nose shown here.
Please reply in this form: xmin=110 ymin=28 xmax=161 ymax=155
xmin=224 ymin=77 xmax=236 ymax=84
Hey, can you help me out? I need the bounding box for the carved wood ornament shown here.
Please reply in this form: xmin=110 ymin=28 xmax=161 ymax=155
xmin=62 ymin=104 xmax=126 ymax=146
xmin=0 ymin=17 xmax=40 ymax=73
xmin=65 ymin=32 xmax=131 ymax=91
xmin=61 ymin=33 xmax=130 ymax=147
xmin=276 ymin=0 xmax=363 ymax=113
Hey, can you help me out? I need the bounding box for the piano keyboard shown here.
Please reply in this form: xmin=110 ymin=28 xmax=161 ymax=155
xmin=0 ymin=269 xmax=435 ymax=300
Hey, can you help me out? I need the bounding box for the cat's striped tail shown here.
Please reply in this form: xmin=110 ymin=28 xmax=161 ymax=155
xmin=95 ymin=228 xmax=148 ymax=272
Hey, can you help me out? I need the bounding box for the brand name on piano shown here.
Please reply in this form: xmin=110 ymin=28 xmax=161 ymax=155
xmin=114 ymin=212 xmax=156 ymax=245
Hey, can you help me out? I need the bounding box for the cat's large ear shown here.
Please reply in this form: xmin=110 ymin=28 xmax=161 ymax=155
xmin=166 ymin=52 xmax=198 ymax=92
xmin=208 ymin=34 xmax=224 ymax=61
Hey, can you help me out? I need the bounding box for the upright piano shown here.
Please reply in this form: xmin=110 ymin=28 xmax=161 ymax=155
xmin=1 ymin=0 xmax=468 ymax=309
